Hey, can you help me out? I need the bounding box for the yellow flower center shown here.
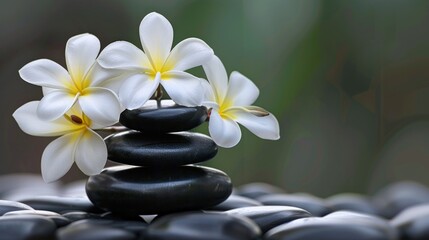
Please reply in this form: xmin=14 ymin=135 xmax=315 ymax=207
xmin=218 ymin=99 xmax=235 ymax=119
xmin=146 ymin=57 xmax=174 ymax=80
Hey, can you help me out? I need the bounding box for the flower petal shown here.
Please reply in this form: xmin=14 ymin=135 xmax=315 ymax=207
xmin=37 ymin=90 xmax=79 ymax=121
xmin=226 ymin=71 xmax=260 ymax=106
xmin=74 ymin=128 xmax=107 ymax=176
xmin=97 ymin=41 xmax=151 ymax=71
xmin=98 ymin=73 xmax=129 ymax=95
xmin=41 ymin=131 xmax=82 ymax=182
xmin=139 ymin=12 xmax=173 ymax=69
xmin=161 ymin=71 xmax=204 ymax=106
xmin=208 ymin=110 xmax=241 ymax=148
xmin=84 ymin=62 xmax=123 ymax=88
xmin=165 ymin=38 xmax=214 ymax=71
xmin=200 ymin=78 xmax=217 ymax=104
xmin=66 ymin=33 xmax=100 ymax=81
xmin=229 ymin=107 xmax=280 ymax=140
xmin=19 ymin=59 xmax=72 ymax=89
xmin=13 ymin=101 xmax=79 ymax=137
xmin=202 ymin=56 xmax=228 ymax=103
xmin=42 ymin=87 xmax=56 ymax=96
xmin=119 ymin=73 xmax=160 ymax=109
xmin=79 ymin=87 xmax=122 ymax=127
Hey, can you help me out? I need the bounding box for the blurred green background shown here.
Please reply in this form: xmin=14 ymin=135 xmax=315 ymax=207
xmin=2 ymin=0 xmax=429 ymax=197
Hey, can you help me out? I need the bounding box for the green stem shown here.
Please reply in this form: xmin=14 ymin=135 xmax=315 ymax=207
xmin=154 ymin=85 xmax=163 ymax=107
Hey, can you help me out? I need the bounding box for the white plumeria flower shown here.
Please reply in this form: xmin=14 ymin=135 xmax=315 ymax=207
xmin=19 ymin=33 xmax=122 ymax=125
xmin=13 ymin=101 xmax=109 ymax=183
xmin=98 ymin=12 xmax=214 ymax=109
xmin=201 ymin=56 xmax=280 ymax=148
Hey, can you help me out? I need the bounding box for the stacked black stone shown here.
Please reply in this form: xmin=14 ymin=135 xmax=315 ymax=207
xmin=85 ymin=100 xmax=233 ymax=215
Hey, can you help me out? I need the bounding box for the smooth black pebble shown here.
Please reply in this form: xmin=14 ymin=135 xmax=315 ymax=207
xmin=0 ymin=215 xmax=56 ymax=240
xmin=258 ymin=193 xmax=330 ymax=216
xmin=207 ymin=195 xmax=263 ymax=211
xmin=0 ymin=200 xmax=33 ymax=216
xmin=265 ymin=211 xmax=398 ymax=240
xmin=326 ymin=193 xmax=379 ymax=215
xmin=62 ymin=211 xmax=103 ymax=222
xmin=69 ymin=219 xmax=147 ymax=235
xmin=20 ymin=196 xmax=103 ymax=214
xmin=373 ymin=181 xmax=429 ymax=219
xmin=120 ymin=100 xmax=207 ymax=133
xmin=391 ymin=204 xmax=429 ymax=240
xmin=56 ymin=221 xmax=136 ymax=240
xmin=86 ymin=165 xmax=232 ymax=215
xmin=105 ymin=131 xmax=217 ymax=167
xmin=226 ymin=206 xmax=312 ymax=233
xmin=4 ymin=209 xmax=70 ymax=227
xmin=140 ymin=212 xmax=261 ymax=240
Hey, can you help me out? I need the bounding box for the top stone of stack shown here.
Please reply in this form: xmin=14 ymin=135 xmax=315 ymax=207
xmin=120 ymin=100 xmax=207 ymax=133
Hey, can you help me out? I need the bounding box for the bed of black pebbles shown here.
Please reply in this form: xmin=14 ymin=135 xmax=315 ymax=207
xmin=1 ymin=100 xmax=429 ymax=240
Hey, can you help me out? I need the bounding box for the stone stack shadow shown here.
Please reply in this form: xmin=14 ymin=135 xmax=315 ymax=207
xmin=85 ymin=100 xmax=233 ymax=215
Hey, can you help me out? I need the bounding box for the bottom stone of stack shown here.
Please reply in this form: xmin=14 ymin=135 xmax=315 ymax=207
xmin=85 ymin=165 xmax=232 ymax=215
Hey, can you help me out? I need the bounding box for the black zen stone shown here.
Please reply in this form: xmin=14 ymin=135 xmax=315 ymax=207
xmin=373 ymin=181 xmax=429 ymax=219
xmin=3 ymin=209 xmax=69 ymax=227
xmin=258 ymin=193 xmax=331 ymax=216
xmin=0 ymin=200 xmax=33 ymax=216
xmin=86 ymin=165 xmax=232 ymax=215
xmin=226 ymin=206 xmax=312 ymax=233
xmin=391 ymin=204 xmax=429 ymax=240
xmin=68 ymin=219 xmax=147 ymax=235
xmin=120 ymin=100 xmax=207 ymax=133
xmin=105 ymin=131 xmax=217 ymax=167
xmin=62 ymin=211 xmax=104 ymax=222
xmin=207 ymin=195 xmax=263 ymax=211
xmin=326 ymin=193 xmax=379 ymax=216
xmin=56 ymin=221 xmax=136 ymax=240
xmin=4 ymin=209 xmax=60 ymax=217
xmin=140 ymin=212 xmax=261 ymax=240
xmin=20 ymin=196 xmax=103 ymax=214
xmin=236 ymin=182 xmax=286 ymax=199
xmin=0 ymin=215 xmax=56 ymax=240
xmin=265 ymin=211 xmax=398 ymax=240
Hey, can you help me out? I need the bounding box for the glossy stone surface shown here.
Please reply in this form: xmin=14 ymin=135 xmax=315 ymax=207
xmin=70 ymin=219 xmax=147 ymax=234
xmin=265 ymin=211 xmax=398 ymax=240
xmin=4 ymin=209 xmax=60 ymax=217
xmin=62 ymin=211 xmax=103 ymax=222
xmin=56 ymin=221 xmax=136 ymax=240
xmin=21 ymin=196 xmax=102 ymax=214
xmin=236 ymin=182 xmax=286 ymax=199
xmin=105 ymin=131 xmax=217 ymax=167
xmin=207 ymin=195 xmax=262 ymax=211
xmin=258 ymin=193 xmax=330 ymax=216
xmin=326 ymin=193 xmax=379 ymax=215
xmin=373 ymin=181 xmax=429 ymax=219
xmin=3 ymin=209 xmax=68 ymax=227
xmin=226 ymin=206 xmax=312 ymax=233
xmin=0 ymin=215 xmax=56 ymax=240
xmin=140 ymin=212 xmax=261 ymax=240
xmin=0 ymin=200 xmax=33 ymax=216
xmin=120 ymin=100 xmax=207 ymax=133
xmin=86 ymin=165 xmax=232 ymax=215
xmin=391 ymin=204 xmax=429 ymax=240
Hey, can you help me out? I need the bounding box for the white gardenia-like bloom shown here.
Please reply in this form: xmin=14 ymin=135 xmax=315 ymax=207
xmin=19 ymin=33 xmax=122 ymax=126
xmin=13 ymin=101 xmax=109 ymax=183
xmin=98 ymin=12 xmax=214 ymax=109
xmin=202 ymin=56 xmax=280 ymax=148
